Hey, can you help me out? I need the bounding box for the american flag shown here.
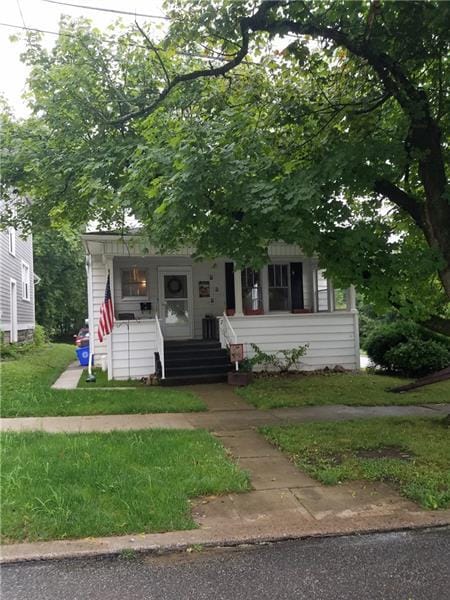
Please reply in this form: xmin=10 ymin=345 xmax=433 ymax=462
xmin=98 ymin=273 xmax=114 ymax=342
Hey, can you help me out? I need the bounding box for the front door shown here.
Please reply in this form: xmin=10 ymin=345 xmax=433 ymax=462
xmin=158 ymin=268 xmax=193 ymax=339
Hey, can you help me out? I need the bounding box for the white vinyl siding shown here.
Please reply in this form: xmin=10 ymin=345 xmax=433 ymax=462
xmin=227 ymin=313 xmax=359 ymax=371
xmin=110 ymin=320 xmax=156 ymax=379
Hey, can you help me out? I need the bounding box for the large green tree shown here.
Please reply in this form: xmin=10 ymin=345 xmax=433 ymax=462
xmin=33 ymin=229 xmax=87 ymax=338
xmin=1 ymin=1 xmax=449 ymax=333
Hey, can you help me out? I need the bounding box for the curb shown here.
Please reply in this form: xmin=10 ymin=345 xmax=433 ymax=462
xmin=2 ymin=514 xmax=450 ymax=565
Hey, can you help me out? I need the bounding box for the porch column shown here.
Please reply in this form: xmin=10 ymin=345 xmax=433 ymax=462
xmin=233 ymin=268 xmax=244 ymax=316
xmin=349 ymin=285 xmax=357 ymax=311
xmin=261 ymin=266 xmax=269 ymax=313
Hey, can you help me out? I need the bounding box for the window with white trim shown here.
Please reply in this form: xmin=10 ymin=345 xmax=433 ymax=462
xmin=241 ymin=268 xmax=262 ymax=312
xmin=8 ymin=227 xmax=15 ymax=256
xmin=121 ymin=268 xmax=148 ymax=298
xmin=268 ymin=264 xmax=290 ymax=311
xmin=21 ymin=261 xmax=31 ymax=301
xmin=316 ymin=270 xmax=330 ymax=311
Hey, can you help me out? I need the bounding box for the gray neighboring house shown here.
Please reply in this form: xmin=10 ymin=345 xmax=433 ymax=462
xmin=0 ymin=216 xmax=36 ymax=343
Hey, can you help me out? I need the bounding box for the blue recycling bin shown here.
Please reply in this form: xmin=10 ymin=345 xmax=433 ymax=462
xmin=76 ymin=347 xmax=92 ymax=367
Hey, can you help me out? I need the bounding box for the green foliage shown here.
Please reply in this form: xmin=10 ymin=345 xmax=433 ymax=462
xmin=1 ymin=2 xmax=449 ymax=329
xmin=0 ymin=325 xmax=48 ymax=360
xmin=366 ymin=321 xmax=450 ymax=376
xmin=385 ymin=340 xmax=450 ymax=378
xmin=33 ymin=230 xmax=87 ymax=338
xmin=249 ymin=343 xmax=309 ymax=373
xmin=33 ymin=324 xmax=48 ymax=347
xmin=261 ymin=418 xmax=450 ymax=509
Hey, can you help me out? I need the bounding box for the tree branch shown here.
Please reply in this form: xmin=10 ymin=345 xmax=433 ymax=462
xmin=374 ymin=179 xmax=424 ymax=228
xmin=421 ymin=315 xmax=450 ymax=338
xmin=135 ymin=21 xmax=171 ymax=87
xmin=110 ymin=1 xmax=279 ymax=125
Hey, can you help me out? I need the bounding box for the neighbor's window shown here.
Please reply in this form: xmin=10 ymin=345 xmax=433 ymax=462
xmin=316 ymin=270 xmax=330 ymax=311
xmin=121 ymin=268 xmax=148 ymax=297
xmin=241 ymin=268 xmax=262 ymax=312
xmin=8 ymin=227 xmax=15 ymax=256
xmin=268 ymin=264 xmax=290 ymax=311
xmin=21 ymin=261 xmax=30 ymax=301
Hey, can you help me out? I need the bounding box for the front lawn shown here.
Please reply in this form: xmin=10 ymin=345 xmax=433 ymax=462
xmin=0 ymin=344 xmax=205 ymax=417
xmin=1 ymin=429 xmax=250 ymax=542
xmin=261 ymin=418 xmax=450 ymax=509
xmin=77 ymin=368 xmax=146 ymax=387
xmin=238 ymin=372 xmax=450 ymax=409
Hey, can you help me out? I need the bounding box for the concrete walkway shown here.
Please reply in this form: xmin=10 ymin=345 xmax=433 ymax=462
xmin=2 ymin=382 xmax=449 ymax=563
xmin=51 ymin=361 xmax=83 ymax=389
xmin=1 ymin=398 xmax=449 ymax=433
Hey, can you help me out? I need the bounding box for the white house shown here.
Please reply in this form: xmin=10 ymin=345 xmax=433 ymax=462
xmin=83 ymin=231 xmax=360 ymax=383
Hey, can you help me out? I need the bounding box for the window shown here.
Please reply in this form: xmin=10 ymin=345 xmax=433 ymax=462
xmin=241 ymin=268 xmax=262 ymax=312
xmin=8 ymin=227 xmax=15 ymax=256
xmin=316 ymin=270 xmax=330 ymax=311
xmin=21 ymin=261 xmax=30 ymax=301
xmin=121 ymin=268 xmax=148 ymax=298
xmin=268 ymin=264 xmax=290 ymax=311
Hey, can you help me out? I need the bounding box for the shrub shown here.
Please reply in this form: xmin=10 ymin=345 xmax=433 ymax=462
xmin=33 ymin=324 xmax=48 ymax=347
xmin=366 ymin=321 xmax=450 ymax=377
xmin=385 ymin=340 xmax=450 ymax=378
xmin=365 ymin=322 xmax=422 ymax=366
xmin=249 ymin=343 xmax=309 ymax=373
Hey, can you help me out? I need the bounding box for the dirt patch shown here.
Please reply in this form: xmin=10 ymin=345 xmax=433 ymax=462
xmin=355 ymin=447 xmax=415 ymax=461
xmin=328 ymin=446 xmax=415 ymax=464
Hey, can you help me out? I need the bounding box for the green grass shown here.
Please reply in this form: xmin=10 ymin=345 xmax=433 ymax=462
xmin=261 ymin=418 xmax=450 ymax=509
xmin=238 ymin=372 xmax=450 ymax=409
xmin=1 ymin=429 xmax=250 ymax=542
xmin=0 ymin=344 xmax=206 ymax=417
xmin=77 ymin=368 xmax=146 ymax=387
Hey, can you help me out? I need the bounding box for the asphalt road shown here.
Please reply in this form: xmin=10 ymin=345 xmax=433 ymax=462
xmin=2 ymin=527 xmax=450 ymax=600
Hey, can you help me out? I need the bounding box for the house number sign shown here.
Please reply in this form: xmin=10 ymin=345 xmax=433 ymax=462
xmin=229 ymin=343 xmax=244 ymax=363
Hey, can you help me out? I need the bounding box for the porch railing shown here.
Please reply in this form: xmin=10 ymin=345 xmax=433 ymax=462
xmin=218 ymin=313 xmax=237 ymax=348
xmin=155 ymin=313 xmax=165 ymax=379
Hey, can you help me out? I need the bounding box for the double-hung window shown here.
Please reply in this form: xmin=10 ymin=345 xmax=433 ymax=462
xmin=121 ymin=268 xmax=148 ymax=298
xmin=316 ymin=270 xmax=330 ymax=311
xmin=8 ymin=227 xmax=15 ymax=256
xmin=21 ymin=261 xmax=30 ymax=301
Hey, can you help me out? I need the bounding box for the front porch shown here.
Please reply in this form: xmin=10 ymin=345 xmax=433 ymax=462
xmin=83 ymin=235 xmax=359 ymax=381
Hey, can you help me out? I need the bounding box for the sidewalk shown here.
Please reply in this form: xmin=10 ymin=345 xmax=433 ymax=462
xmin=1 ymin=401 xmax=449 ymax=433
xmin=1 ymin=383 xmax=449 ymax=564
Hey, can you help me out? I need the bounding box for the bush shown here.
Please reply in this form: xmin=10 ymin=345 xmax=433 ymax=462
xmin=33 ymin=324 xmax=48 ymax=347
xmin=248 ymin=343 xmax=309 ymax=373
xmin=365 ymin=322 xmax=422 ymax=366
xmin=366 ymin=321 xmax=450 ymax=377
xmin=385 ymin=340 xmax=450 ymax=378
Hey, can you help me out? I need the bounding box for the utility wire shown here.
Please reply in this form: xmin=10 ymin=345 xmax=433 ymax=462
xmin=16 ymin=0 xmax=27 ymax=28
xmin=0 ymin=21 xmax=257 ymax=64
xmin=41 ymin=0 xmax=170 ymax=21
